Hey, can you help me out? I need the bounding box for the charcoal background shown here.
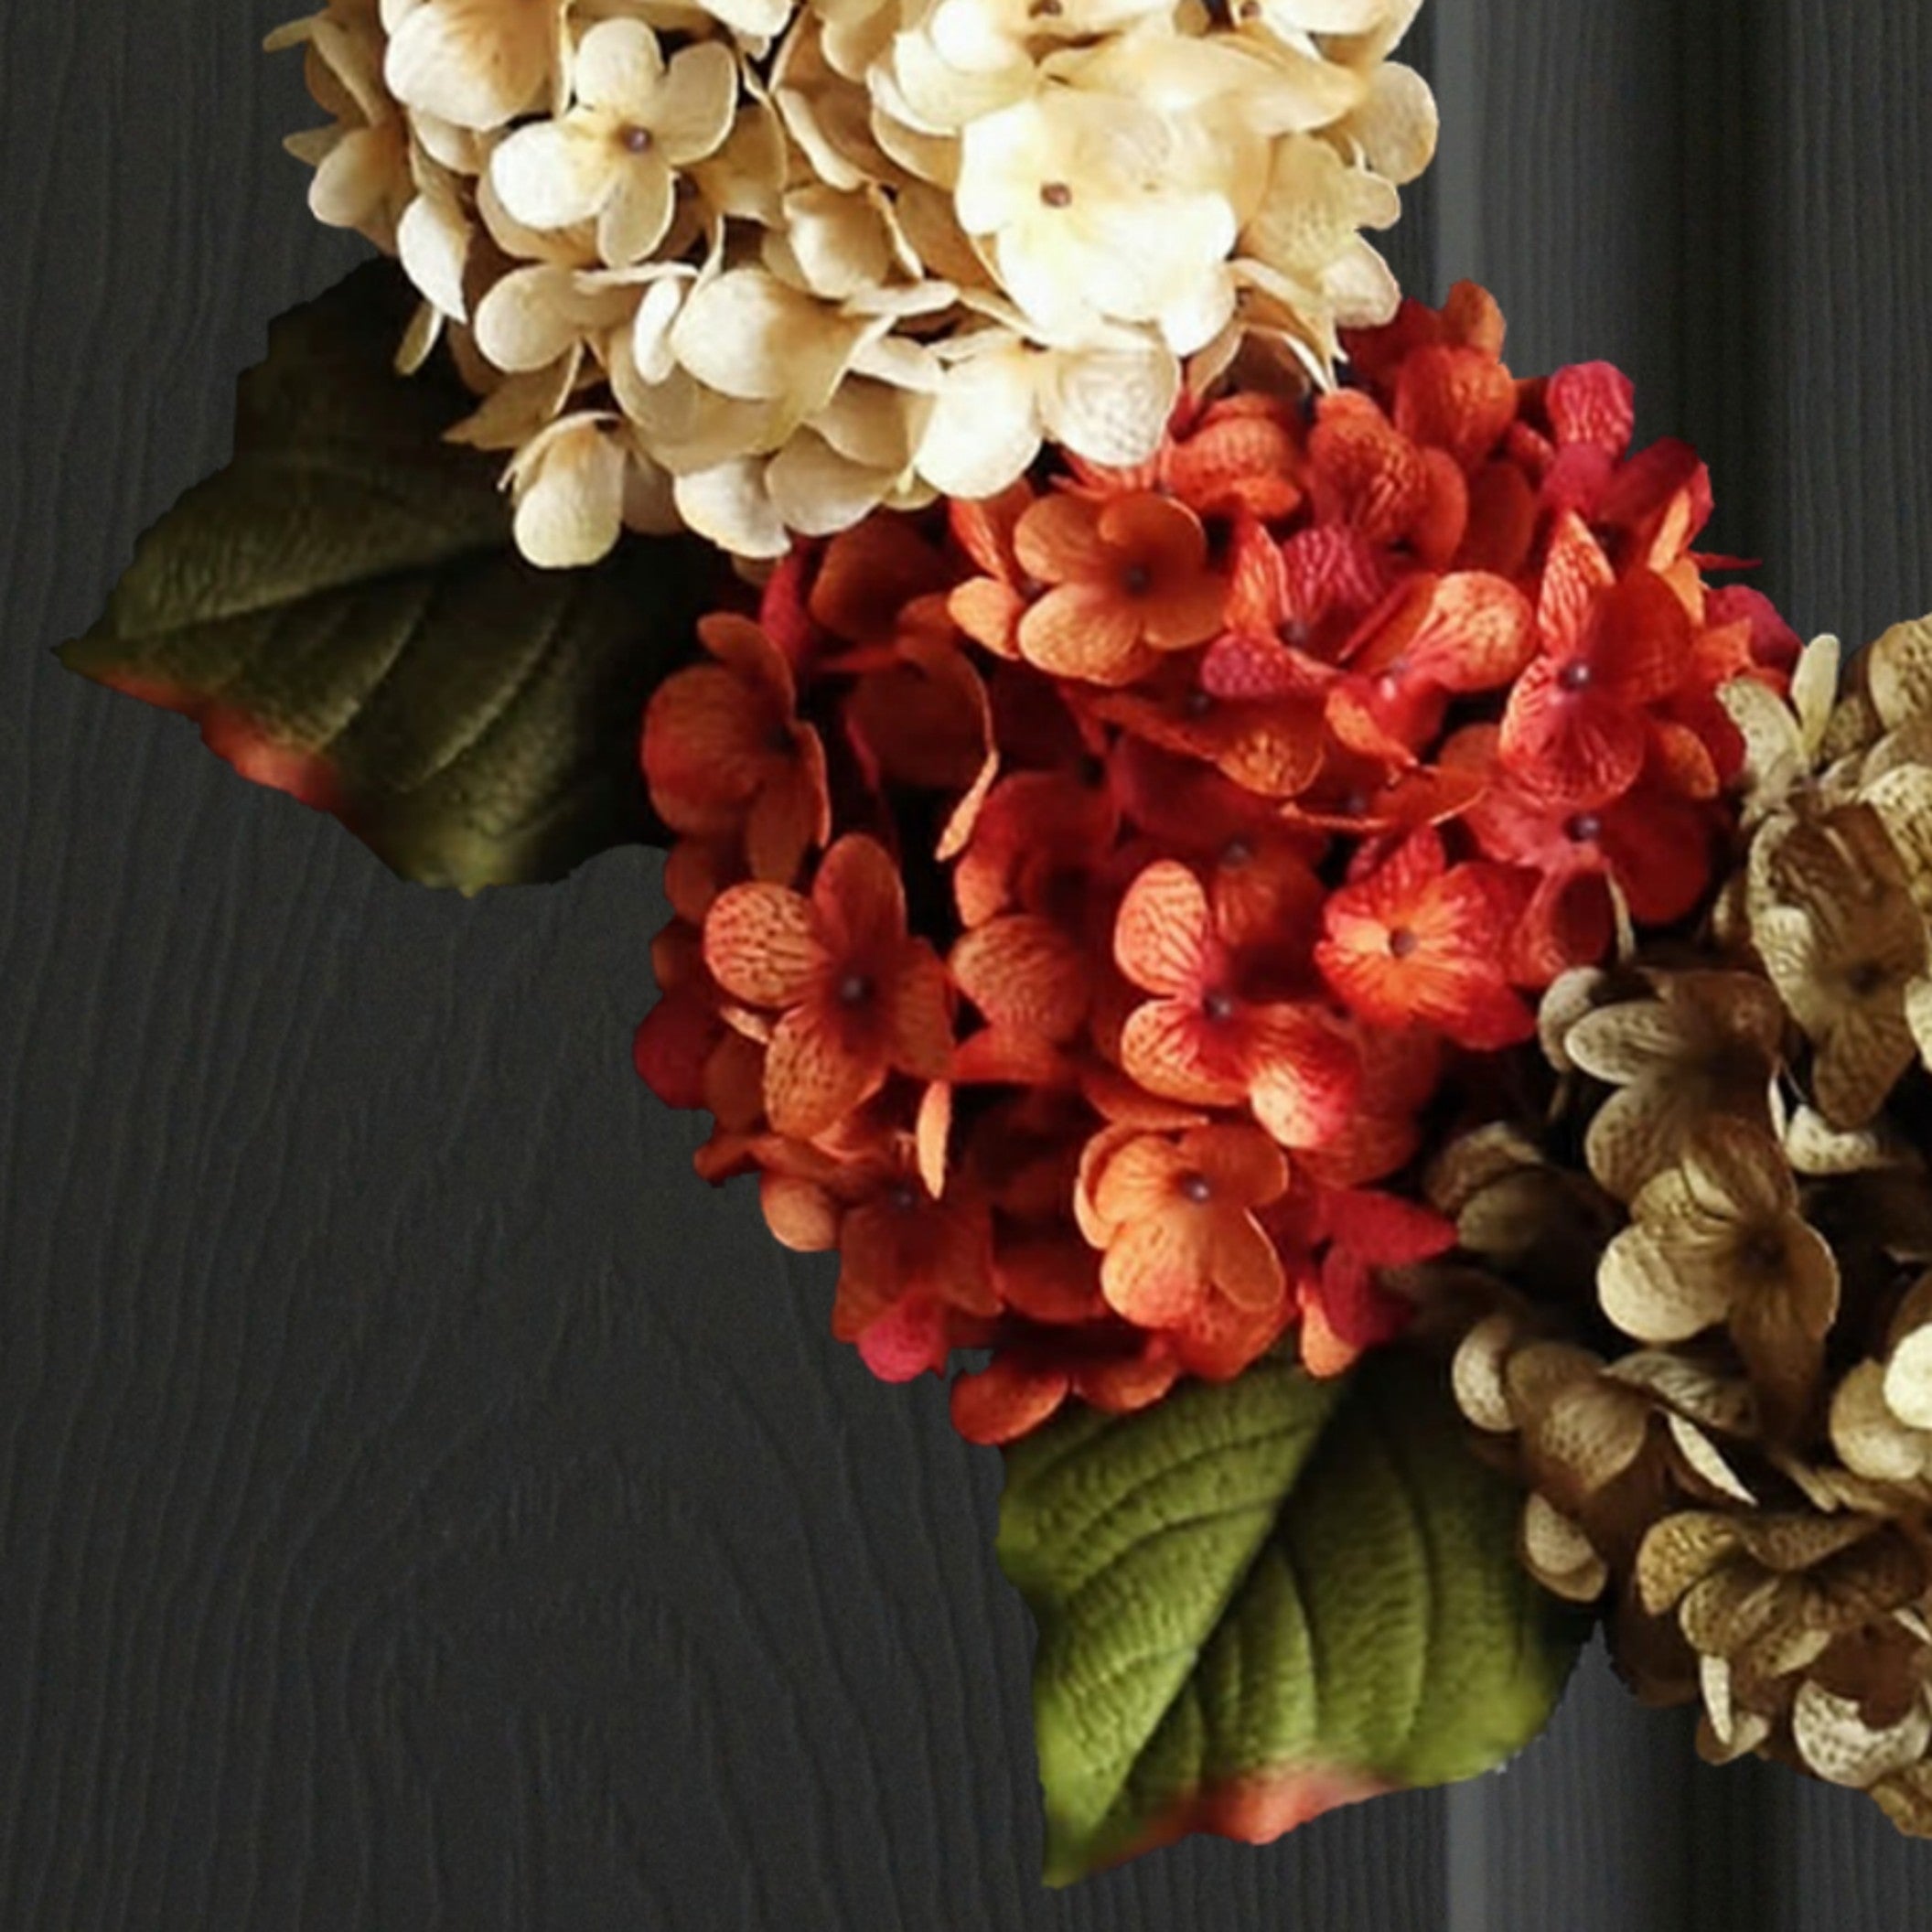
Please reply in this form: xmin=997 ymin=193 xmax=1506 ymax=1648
xmin=5 ymin=1 xmax=1930 ymax=1926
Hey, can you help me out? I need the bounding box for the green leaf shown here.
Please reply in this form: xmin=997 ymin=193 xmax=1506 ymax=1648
xmin=999 ymin=1349 xmax=1586 ymax=1884
xmin=61 ymin=259 xmax=728 ymax=893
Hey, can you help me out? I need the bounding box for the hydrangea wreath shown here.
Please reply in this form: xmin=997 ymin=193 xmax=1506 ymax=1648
xmin=59 ymin=0 xmax=1932 ymax=1882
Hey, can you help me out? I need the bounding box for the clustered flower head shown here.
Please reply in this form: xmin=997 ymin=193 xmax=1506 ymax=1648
xmin=270 ymin=0 xmax=1437 ymax=563
xmin=631 ymin=281 xmax=1797 ymax=1445
xmin=1440 ymin=612 xmax=1932 ymax=1834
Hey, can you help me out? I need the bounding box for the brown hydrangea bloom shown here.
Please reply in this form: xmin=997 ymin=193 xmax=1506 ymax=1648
xmin=1433 ymin=607 xmax=1932 ymax=1838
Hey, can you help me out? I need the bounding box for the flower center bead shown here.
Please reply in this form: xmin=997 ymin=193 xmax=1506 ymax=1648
xmin=1120 ymin=563 xmax=1154 ymax=596
xmin=1557 ymin=660 xmax=1594 ymax=692
xmin=1039 ymin=181 xmax=1074 ymax=209
xmin=1222 ymin=837 xmax=1253 ymax=867
xmin=1202 ymin=989 xmax=1237 ymax=1023
xmin=1186 ymin=689 xmax=1216 ymax=718
xmin=1565 ymin=812 xmax=1603 ymax=843
xmin=1388 ymin=928 xmax=1421 ymax=959
xmin=619 ymin=124 xmax=653 ymax=155
xmin=1030 ymin=0 xmax=1064 ymax=15
xmin=887 ymin=1182 xmax=919 ymax=1213
xmin=1339 ymin=790 xmax=1369 ymax=818
xmin=1178 ymin=1172 xmax=1214 ymax=1206
xmin=1846 ymin=960 xmax=1890 ymax=998
xmin=837 ymin=972 xmax=874 ymax=1007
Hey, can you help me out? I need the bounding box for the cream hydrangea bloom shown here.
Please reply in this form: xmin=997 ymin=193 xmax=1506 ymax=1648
xmin=277 ymin=0 xmax=1440 ymax=561
xmin=490 ymin=20 xmax=738 ymax=266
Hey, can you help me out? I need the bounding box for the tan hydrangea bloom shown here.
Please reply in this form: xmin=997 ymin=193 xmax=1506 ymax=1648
xmin=274 ymin=0 xmax=1438 ymax=561
xmin=1562 ymin=970 xmax=1785 ymax=1203
xmin=1599 ymin=1119 xmax=1839 ymax=1434
xmin=1454 ymin=1314 xmax=1759 ymax=1603
xmin=1634 ymin=1508 xmax=1931 ymax=1779
xmin=1751 ymin=806 xmax=1932 ymax=1130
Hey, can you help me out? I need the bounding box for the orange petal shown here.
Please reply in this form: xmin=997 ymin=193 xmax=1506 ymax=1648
xmin=1536 ymin=513 xmax=1615 ymax=656
xmin=1101 ymin=1212 xmax=1211 ymax=1327
xmin=1297 ymin=1297 xmax=1363 ymax=1379
xmin=1014 ymin=491 xmax=1108 ymax=584
xmin=760 ymin=1173 xmax=842 ymax=1251
xmin=703 ymin=883 xmax=825 ymax=1006
xmin=1181 ymin=1124 xmax=1290 ymax=1207
xmin=1114 ymin=860 xmax=1212 ymax=995
xmin=1248 ymin=1010 xmax=1361 ymax=1151
xmin=1210 ymin=1213 xmax=1287 ymax=1311
xmin=886 ymin=943 xmax=955 ymax=1081
xmin=1092 ymin=1132 xmax=1187 ymax=1228
xmin=996 ymin=1240 xmax=1105 ymax=1323
xmin=813 ymin=833 xmax=908 ymax=961
xmin=1076 ymin=1346 xmax=1182 ymax=1413
xmin=950 ymin=1358 xmax=1070 ymax=1444
xmin=1018 ymin=583 xmax=1151 ymax=686
xmin=916 ymin=1079 xmax=952 ymax=1199
xmin=1120 ymin=1001 xmax=1248 ymax=1106
xmin=764 ymin=1007 xmax=883 ymax=1139
xmin=951 ymin=915 xmax=1090 ymax=1041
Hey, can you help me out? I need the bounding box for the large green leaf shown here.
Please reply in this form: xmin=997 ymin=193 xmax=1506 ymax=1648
xmin=61 ymin=260 xmax=727 ymax=892
xmin=999 ymin=1349 xmax=1585 ymax=1884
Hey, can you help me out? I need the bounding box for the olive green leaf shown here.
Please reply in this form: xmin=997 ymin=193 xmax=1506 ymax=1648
xmin=999 ymin=1349 xmax=1585 ymax=1884
xmin=61 ymin=259 xmax=728 ymax=893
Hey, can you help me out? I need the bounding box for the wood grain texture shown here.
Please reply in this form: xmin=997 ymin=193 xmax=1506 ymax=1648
xmin=0 ymin=7 xmax=1452 ymax=1927
xmin=6 ymin=1 xmax=1929 ymax=1927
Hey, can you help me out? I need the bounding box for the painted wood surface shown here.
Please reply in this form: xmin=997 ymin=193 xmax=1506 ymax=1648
xmin=4 ymin=1 xmax=1928 ymax=1924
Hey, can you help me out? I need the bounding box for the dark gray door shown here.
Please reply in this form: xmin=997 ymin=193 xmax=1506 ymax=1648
xmin=5 ymin=1 xmax=1928 ymax=1924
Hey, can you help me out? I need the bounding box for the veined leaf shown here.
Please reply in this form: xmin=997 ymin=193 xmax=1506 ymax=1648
xmin=61 ymin=260 xmax=728 ymax=893
xmin=999 ymin=1348 xmax=1584 ymax=1884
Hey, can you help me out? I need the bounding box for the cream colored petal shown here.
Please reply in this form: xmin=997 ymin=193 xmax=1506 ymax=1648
xmin=913 ymin=342 xmax=1041 ymax=498
xmin=1451 ymin=1314 xmax=1521 ymax=1433
xmin=772 ymin=184 xmax=895 ymax=299
xmin=1332 ymin=59 xmax=1436 ymax=183
xmin=394 ymin=296 xmax=445 ymax=375
xmin=1038 ymin=338 xmax=1180 ymax=468
xmin=1520 ymin=1494 xmax=1608 ymax=1603
xmin=1793 ymin=632 xmax=1842 ymax=755
xmin=446 ymin=351 xmax=581 ymax=449
xmin=673 ymin=456 xmax=791 ymax=557
xmin=491 ymin=120 xmax=615 ymax=232
xmin=1666 ymin=1414 xmax=1756 ymax=1504
xmin=652 ymin=42 xmax=741 ymax=164
xmin=510 ymin=419 xmax=627 ymax=567
xmin=810 ymin=378 xmax=919 ymax=468
xmin=1600 ymin=1224 xmax=1733 ymax=1344
xmin=474 ymin=266 xmax=590 ymax=370
xmin=1565 ymin=1000 xmax=1690 ymax=1085
xmin=764 ymin=430 xmax=891 ymax=536
xmin=671 ymin=268 xmax=862 ymax=409
xmin=396 ymin=182 xmax=472 ymax=318
xmin=1862 ymin=766 xmax=1932 ymax=915
xmin=1867 ymin=614 xmax=1932 ymax=731
xmin=385 ymin=0 xmax=553 ymax=129
xmin=1793 ymin=1680 xmax=1932 ymax=1789
xmin=572 ymin=17 xmax=667 ymax=118
xmin=1834 ymin=1361 xmax=1932 ymax=1483
xmin=597 ymin=155 xmax=676 ymax=264
xmin=308 ymin=125 xmax=402 ymax=233
xmin=1884 ymin=1326 xmax=1932 ymax=1432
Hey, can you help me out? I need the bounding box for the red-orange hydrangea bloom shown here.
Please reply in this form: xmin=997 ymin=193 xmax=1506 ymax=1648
xmin=634 ymin=282 xmax=1790 ymax=1443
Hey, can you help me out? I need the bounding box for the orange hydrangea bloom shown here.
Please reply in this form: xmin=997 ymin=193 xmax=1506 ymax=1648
xmin=641 ymin=613 xmax=831 ymax=885
xmin=1083 ymin=1123 xmax=1291 ymax=1330
xmin=1113 ymin=859 xmax=1358 ymax=1148
xmin=1315 ymin=827 xmax=1535 ymax=1048
xmin=703 ymin=834 xmax=953 ymax=1139
xmin=629 ymin=278 xmax=1793 ymax=1440
xmin=1014 ymin=490 xmax=1227 ymax=686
